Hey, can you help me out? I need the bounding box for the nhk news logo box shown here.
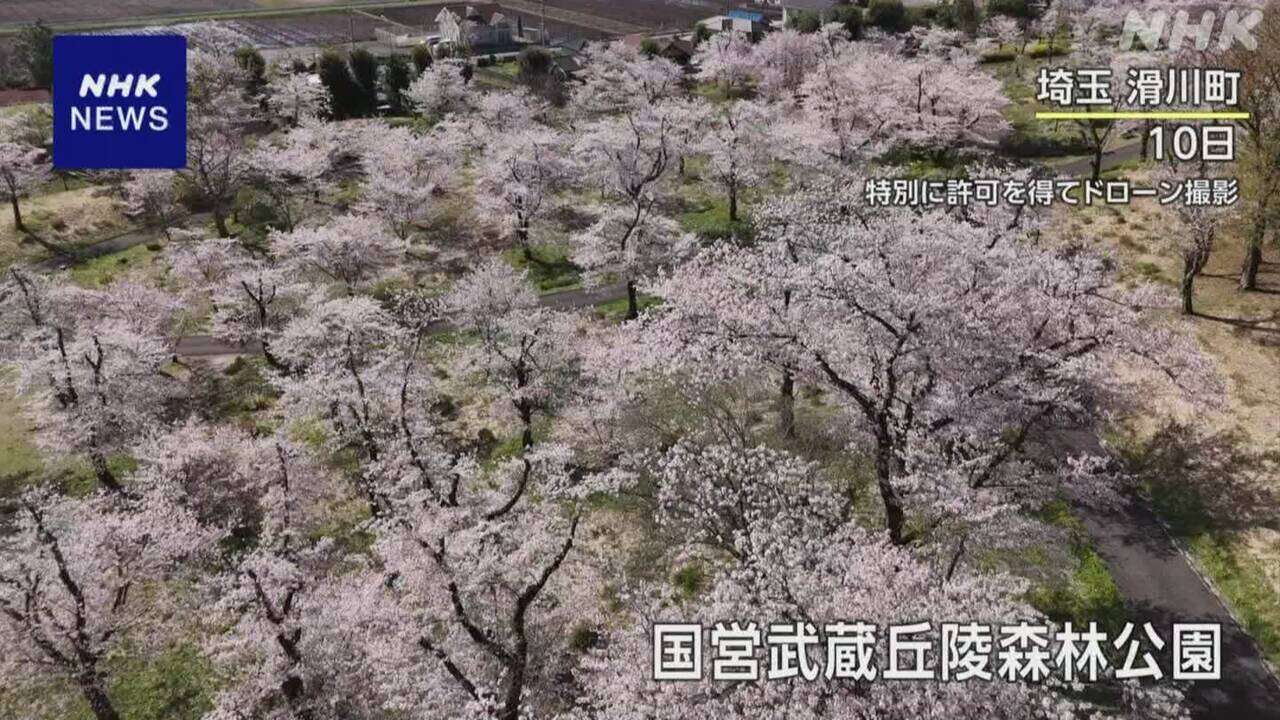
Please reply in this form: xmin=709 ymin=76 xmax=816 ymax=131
xmin=53 ymin=35 xmax=187 ymax=170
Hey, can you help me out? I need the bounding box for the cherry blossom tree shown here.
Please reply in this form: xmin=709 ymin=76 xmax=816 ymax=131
xmin=447 ymin=260 xmax=582 ymax=451
xmin=574 ymin=441 xmax=1187 ymax=720
xmin=250 ymin=117 xmax=346 ymax=233
xmin=750 ymin=27 xmax=824 ymax=100
xmin=269 ymin=291 xmax=450 ymax=515
xmin=0 ymin=135 xmax=50 ymax=233
xmin=573 ymin=41 xmax=685 ymax=116
xmin=407 ymin=59 xmax=473 ymax=119
xmin=196 ymin=433 xmax=353 ymax=720
xmin=213 ymin=262 xmax=311 ymax=375
xmin=692 ymin=31 xmax=756 ymax=96
xmin=474 ymin=125 xmax=569 ymax=259
xmin=1156 ymin=164 xmax=1229 ymax=315
xmin=445 ymin=88 xmax=550 ymax=150
xmin=265 ymin=69 xmax=329 ymax=126
xmin=123 ymin=170 xmax=186 ymax=240
xmin=273 ymin=214 xmax=406 ymax=293
xmin=0 ymin=272 xmax=183 ymax=492
xmin=631 ymin=186 xmax=1216 ymax=545
xmin=1054 ymin=49 xmax=1140 ymax=182
xmin=0 ymin=488 xmax=207 ymax=720
xmin=571 ymin=105 xmax=693 ymax=319
xmin=254 ymin=276 xmax=607 ymax=720
xmin=794 ymin=44 xmax=1008 ymax=164
xmin=359 ymin=122 xmax=461 ymax=240
xmin=696 ymin=99 xmax=778 ymax=222
xmin=185 ymin=50 xmax=257 ymax=237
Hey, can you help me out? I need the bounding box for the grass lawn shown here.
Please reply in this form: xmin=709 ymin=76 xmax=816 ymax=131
xmin=502 ymin=241 xmax=581 ymax=293
xmin=69 ymin=242 xmax=165 ymax=287
xmin=679 ymin=195 xmax=753 ymax=242
xmin=1027 ymin=500 xmax=1129 ymax=636
xmin=987 ymin=57 xmax=1092 ymax=159
xmin=0 ymin=187 xmax=130 ymax=271
xmin=475 ymin=62 xmax=519 ymax=91
xmin=0 ymin=371 xmax=42 ymax=498
xmin=593 ymin=294 xmax=661 ymax=323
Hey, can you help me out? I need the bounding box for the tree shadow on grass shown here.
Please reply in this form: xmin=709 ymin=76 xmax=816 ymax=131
xmin=1119 ymin=422 xmax=1280 ymax=535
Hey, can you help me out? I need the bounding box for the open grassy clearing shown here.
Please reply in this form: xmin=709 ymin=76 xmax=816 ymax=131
xmin=987 ymin=56 xmax=1094 ymax=160
xmin=0 ymin=187 xmax=131 ymax=271
xmin=0 ymin=371 xmax=42 ymax=498
xmin=68 ymin=242 xmax=167 ymax=288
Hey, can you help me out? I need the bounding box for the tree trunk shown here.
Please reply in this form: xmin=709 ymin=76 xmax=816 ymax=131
xmin=873 ymin=433 xmax=907 ymax=545
xmin=728 ymin=185 xmax=738 ymax=223
xmin=518 ymin=220 xmax=532 ymax=261
xmin=213 ymin=207 xmax=230 ymax=238
xmin=77 ymin=676 xmax=121 ymax=720
xmin=1240 ymin=220 xmax=1265 ymax=291
xmin=1090 ymin=146 xmax=1104 ymax=184
xmin=500 ymin=650 xmax=527 ymax=720
xmin=11 ymin=193 xmax=24 ymax=232
xmin=91 ymin=449 xmax=123 ymax=494
xmin=1181 ymin=260 xmax=1196 ymax=315
xmin=777 ymin=369 xmax=795 ymax=438
xmin=626 ymin=280 xmax=638 ymax=321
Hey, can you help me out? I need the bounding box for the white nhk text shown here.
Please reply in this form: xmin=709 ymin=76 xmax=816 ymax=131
xmin=69 ymin=73 xmax=170 ymax=132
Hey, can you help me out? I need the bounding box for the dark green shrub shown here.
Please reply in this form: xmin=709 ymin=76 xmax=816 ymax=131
xmin=318 ymin=50 xmax=362 ymax=119
xmin=410 ymin=44 xmax=434 ymax=72
xmin=868 ymin=0 xmax=909 ymax=33
xmin=987 ymin=0 xmax=1033 ymax=19
xmin=832 ymin=5 xmax=865 ymax=38
xmin=786 ymin=10 xmax=823 ymax=34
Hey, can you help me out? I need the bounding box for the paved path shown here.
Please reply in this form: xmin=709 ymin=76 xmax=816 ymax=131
xmin=31 ymin=213 xmax=213 ymax=273
xmin=1076 ymin=495 xmax=1280 ymax=719
xmin=1050 ymin=140 xmax=1145 ymax=178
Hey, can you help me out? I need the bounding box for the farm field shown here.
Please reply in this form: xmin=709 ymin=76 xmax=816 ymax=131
xmin=0 ymin=0 xmax=257 ymax=25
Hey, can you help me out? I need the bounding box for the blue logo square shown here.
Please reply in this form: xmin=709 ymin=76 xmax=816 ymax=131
xmin=53 ymin=35 xmax=188 ymax=170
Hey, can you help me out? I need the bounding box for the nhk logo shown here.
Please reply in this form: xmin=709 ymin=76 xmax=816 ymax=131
xmin=54 ymin=35 xmax=187 ymax=169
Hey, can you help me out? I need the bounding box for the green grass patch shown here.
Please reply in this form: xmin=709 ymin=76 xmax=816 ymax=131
xmin=1145 ymin=478 xmax=1280 ymax=666
xmin=680 ymin=196 xmax=752 ymax=242
xmin=106 ymin=641 xmax=218 ymax=720
xmin=502 ymin=242 xmax=582 ymax=294
xmin=593 ymin=294 xmax=662 ymax=323
xmin=0 ymin=640 xmax=216 ymax=720
xmin=0 ymin=372 xmax=42 ymax=497
xmin=1130 ymin=261 xmax=1167 ymax=285
xmin=1026 ymin=500 xmax=1129 ymax=636
xmin=69 ymin=243 xmax=161 ymax=287
xmin=989 ymin=59 xmax=1092 ymax=159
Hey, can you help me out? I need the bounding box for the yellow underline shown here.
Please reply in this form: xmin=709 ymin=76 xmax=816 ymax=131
xmin=1036 ymin=111 xmax=1251 ymax=121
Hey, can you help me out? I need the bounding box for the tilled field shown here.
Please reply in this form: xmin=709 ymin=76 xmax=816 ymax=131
xmin=0 ymin=0 xmax=257 ymax=25
xmin=534 ymin=0 xmax=722 ymax=31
